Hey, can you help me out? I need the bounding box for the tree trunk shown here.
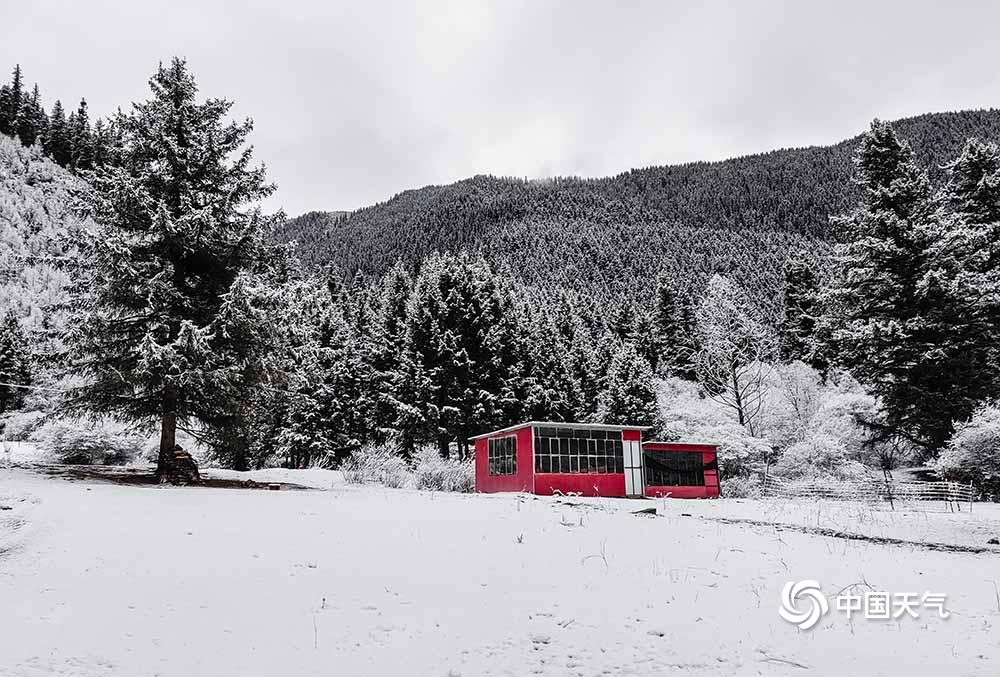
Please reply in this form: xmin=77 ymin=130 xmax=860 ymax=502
xmin=156 ymin=386 xmax=200 ymax=484
xmin=157 ymin=409 xmax=177 ymax=478
xmin=438 ymin=435 xmax=450 ymax=459
xmin=730 ymin=362 xmax=746 ymax=427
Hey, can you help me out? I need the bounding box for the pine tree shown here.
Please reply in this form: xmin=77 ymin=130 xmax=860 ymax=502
xmin=44 ymin=100 xmax=71 ymax=166
xmin=777 ymin=252 xmax=825 ymax=370
xmin=518 ymin=308 xmax=585 ymax=422
xmin=398 ymin=253 xmax=519 ymax=457
xmin=64 ymin=58 xmax=279 ymax=481
xmin=598 ymin=341 xmax=661 ymax=431
xmin=821 ymin=120 xmax=949 ymax=452
xmin=916 ymin=139 xmax=1000 ymax=438
xmin=652 ymin=272 xmax=697 ymax=379
xmin=0 ymin=65 xmax=23 ymax=137
xmin=371 ymin=261 xmax=413 ymax=445
xmin=0 ymin=310 xmax=32 ymax=416
xmin=70 ymin=98 xmax=94 ymax=170
xmin=91 ymin=118 xmax=110 ymax=166
xmin=280 ymin=303 xmax=376 ymax=467
xmin=17 ymin=84 xmax=46 ymax=147
xmin=553 ymin=293 xmax=600 ymax=418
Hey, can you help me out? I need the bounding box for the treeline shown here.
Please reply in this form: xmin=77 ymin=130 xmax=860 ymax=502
xmin=0 ymin=64 xmax=119 ymax=171
xmin=228 ymin=255 xmax=694 ymax=470
xmin=275 ymin=109 xmax=1000 ymax=319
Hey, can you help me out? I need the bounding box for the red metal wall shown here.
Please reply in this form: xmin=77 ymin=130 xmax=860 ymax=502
xmin=533 ymin=473 xmax=627 ymax=497
xmin=642 ymin=441 xmax=720 ymax=499
xmin=533 ymin=429 xmax=629 ymax=497
xmin=474 ymin=425 xmax=534 ymax=493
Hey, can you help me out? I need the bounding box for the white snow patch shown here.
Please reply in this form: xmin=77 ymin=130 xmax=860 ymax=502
xmin=0 ymin=470 xmax=997 ymax=676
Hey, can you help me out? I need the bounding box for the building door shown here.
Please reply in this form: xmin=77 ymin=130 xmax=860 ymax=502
xmin=623 ymin=439 xmax=644 ymax=497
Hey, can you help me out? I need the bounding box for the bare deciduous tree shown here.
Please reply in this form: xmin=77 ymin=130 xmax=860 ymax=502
xmin=693 ymin=275 xmax=776 ymax=436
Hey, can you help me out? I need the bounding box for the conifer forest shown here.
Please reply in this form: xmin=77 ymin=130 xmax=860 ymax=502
xmin=3 ymin=59 xmax=1000 ymax=496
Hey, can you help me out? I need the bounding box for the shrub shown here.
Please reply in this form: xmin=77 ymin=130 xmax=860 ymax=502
xmin=773 ymin=433 xmax=873 ymax=481
xmin=932 ymin=405 xmax=1000 ymax=499
xmin=720 ymin=474 xmax=763 ymax=498
xmin=1 ymin=409 xmax=45 ymax=441
xmin=31 ymin=418 xmax=146 ymax=465
xmin=413 ymin=446 xmax=474 ymax=492
xmin=340 ymin=444 xmax=413 ymax=489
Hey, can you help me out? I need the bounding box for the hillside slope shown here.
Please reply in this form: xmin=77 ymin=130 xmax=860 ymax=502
xmin=0 ymin=134 xmax=89 ymax=339
xmin=276 ymin=109 xmax=1000 ymax=314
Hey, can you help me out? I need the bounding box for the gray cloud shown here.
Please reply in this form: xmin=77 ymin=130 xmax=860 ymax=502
xmin=3 ymin=0 xmax=999 ymax=216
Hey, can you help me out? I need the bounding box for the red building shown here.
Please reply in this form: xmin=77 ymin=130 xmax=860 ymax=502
xmin=472 ymin=421 xmax=719 ymax=498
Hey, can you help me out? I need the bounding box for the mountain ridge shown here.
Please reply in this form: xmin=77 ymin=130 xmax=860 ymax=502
xmin=228 ymin=109 xmax=1000 ymax=313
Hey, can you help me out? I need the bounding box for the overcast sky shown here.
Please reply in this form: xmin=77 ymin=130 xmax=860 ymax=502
xmin=3 ymin=0 xmax=999 ymax=216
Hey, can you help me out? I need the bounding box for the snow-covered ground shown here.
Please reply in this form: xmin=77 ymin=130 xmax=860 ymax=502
xmin=1 ymin=468 xmax=999 ymax=676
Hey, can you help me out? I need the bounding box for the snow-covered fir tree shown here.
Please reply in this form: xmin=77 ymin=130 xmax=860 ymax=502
xmin=63 ymin=58 xmax=280 ymax=480
xmin=597 ymin=341 xmax=661 ymax=431
xmin=916 ymin=138 xmax=1000 ymax=436
xmin=518 ymin=306 xmax=585 ymax=423
xmin=778 ymin=252 xmax=825 ymax=370
xmin=0 ymin=310 xmax=32 ymax=417
xmin=822 ymin=120 xmax=955 ymax=453
xmin=652 ymin=272 xmax=698 ymax=380
xmin=397 ymin=253 xmax=519 ymax=458
xmin=279 ymin=298 xmax=377 ymax=467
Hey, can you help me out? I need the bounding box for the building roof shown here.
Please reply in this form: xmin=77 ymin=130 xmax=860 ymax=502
xmin=469 ymin=421 xmax=651 ymax=441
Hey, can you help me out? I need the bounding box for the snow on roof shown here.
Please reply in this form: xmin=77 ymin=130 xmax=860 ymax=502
xmin=469 ymin=421 xmax=651 ymax=441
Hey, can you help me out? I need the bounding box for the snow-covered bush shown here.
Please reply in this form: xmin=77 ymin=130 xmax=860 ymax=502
xmin=30 ymin=418 xmax=146 ymax=465
xmin=413 ymin=446 xmax=474 ymax=492
xmin=756 ymin=361 xmax=823 ymax=449
xmin=340 ymin=444 xmax=413 ymax=489
xmin=720 ymin=474 xmax=762 ymax=498
xmin=773 ymin=433 xmax=871 ymax=481
xmin=931 ymin=404 xmax=1000 ymax=498
xmin=1 ymin=409 xmax=45 ymax=441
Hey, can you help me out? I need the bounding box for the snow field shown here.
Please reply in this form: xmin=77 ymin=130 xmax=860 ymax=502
xmin=0 ymin=469 xmax=998 ymax=676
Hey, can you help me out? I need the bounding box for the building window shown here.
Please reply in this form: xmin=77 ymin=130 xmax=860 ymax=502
xmin=644 ymin=451 xmax=705 ymax=486
xmin=533 ymin=427 xmax=624 ymax=474
xmin=488 ymin=436 xmax=517 ymax=476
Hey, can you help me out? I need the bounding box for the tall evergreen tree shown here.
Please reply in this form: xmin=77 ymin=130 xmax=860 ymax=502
xmin=778 ymin=252 xmax=825 ymax=370
xmin=70 ymin=98 xmax=94 ymax=170
xmin=16 ymin=84 xmax=46 ymax=147
xmin=280 ymin=302 xmax=376 ymax=467
xmin=398 ymin=253 xmax=518 ymax=457
xmin=821 ymin=120 xmax=949 ymax=452
xmin=0 ymin=65 xmax=23 ymax=137
xmin=652 ymin=272 xmax=697 ymax=380
xmin=916 ymin=139 xmax=1000 ymax=434
xmin=518 ymin=308 xmax=585 ymax=423
xmin=64 ymin=58 xmax=279 ymax=480
xmin=44 ymin=100 xmax=71 ymax=166
xmin=598 ymin=341 xmax=661 ymax=431
xmin=371 ymin=261 xmax=413 ymax=444
xmin=0 ymin=310 xmax=32 ymax=417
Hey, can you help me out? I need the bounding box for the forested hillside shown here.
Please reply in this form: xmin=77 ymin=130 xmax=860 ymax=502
xmin=0 ymin=134 xmax=87 ymax=343
xmin=277 ymin=109 xmax=1000 ymax=316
